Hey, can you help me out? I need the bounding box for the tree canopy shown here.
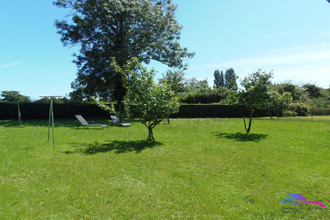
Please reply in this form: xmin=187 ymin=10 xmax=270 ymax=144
xmin=237 ymin=70 xmax=273 ymax=133
xmin=213 ymin=70 xmax=224 ymax=89
xmin=114 ymin=58 xmax=179 ymax=142
xmin=54 ymin=0 xmax=194 ymax=102
xmin=0 ymin=91 xmax=31 ymax=103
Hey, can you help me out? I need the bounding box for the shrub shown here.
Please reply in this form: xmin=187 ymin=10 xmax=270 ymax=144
xmin=283 ymin=110 xmax=297 ymax=117
xmin=180 ymin=87 xmax=231 ymax=104
xmin=288 ymin=103 xmax=310 ymax=116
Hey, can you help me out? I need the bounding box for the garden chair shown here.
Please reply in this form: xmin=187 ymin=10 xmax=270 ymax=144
xmin=110 ymin=115 xmax=131 ymax=127
xmin=75 ymin=115 xmax=108 ymax=129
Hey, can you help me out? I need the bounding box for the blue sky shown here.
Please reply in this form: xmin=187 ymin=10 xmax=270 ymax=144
xmin=1 ymin=0 xmax=330 ymax=100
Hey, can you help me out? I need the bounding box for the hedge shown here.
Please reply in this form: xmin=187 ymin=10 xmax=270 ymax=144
xmin=173 ymin=104 xmax=268 ymax=118
xmin=0 ymin=103 xmax=108 ymax=120
xmin=310 ymin=108 xmax=330 ymax=116
xmin=0 ymin=103 xmax=269 ymax=120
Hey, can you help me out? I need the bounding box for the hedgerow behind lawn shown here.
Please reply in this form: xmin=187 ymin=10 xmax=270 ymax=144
xmin=0 ymin=118 xmax=329 ymax=219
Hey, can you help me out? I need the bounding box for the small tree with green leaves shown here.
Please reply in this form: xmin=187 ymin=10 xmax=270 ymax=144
xmin=114 ymin=58 xmax=180 ymax=142
xmin=237 ymin=70 xmax=273 ymax=133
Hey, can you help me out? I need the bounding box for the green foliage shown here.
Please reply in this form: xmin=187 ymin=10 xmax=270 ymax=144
xmin=310 ymin=108 xmax=330 ymax=115
xmin=238 ymin=70 xmax=273 ymax=111
xmin=237 ymin=70 xmax=273 ymax=133
xmin=302 ymin=83 xmax=323 ymax=99
xmin=213 ymin=68 xmax=237 ymax=91
xmin=113 ymin=58 xmax=180 ymax=142
xmin=159 ymin=70 xmax=186 ymax=96
xmin=288 ymin=103 xmax=310 ymax=116
xmin=0 ymin=91 xmax=31 ymax=103
xmin=184 ymin=78 xmax=209 ymax=94
xmin=172 ymin=104 xmax=262 ymax=118
xmin=283 ymin=110 xmax=297 ymax=117
xmin=224 ymin=68 xmax=238 ymax=91
xmin=54 ymin=0 xmax=194 ymax=102
xmin=90 ymin=97 xmax=117 ymax=115
xmin=274 ymin=83 xmax=303 ymax=101
xmin=213 ymin=70 xmax=224 ymax=88
xmin=180 ymin=87 xmax=232 ymax=104
xmin=267 ymin=91 xmax=292 ymax=118
xmin=34 ymin=97 xmax=71 ymax=104
xmin=0 ymin=103 xmax=109 ymax=120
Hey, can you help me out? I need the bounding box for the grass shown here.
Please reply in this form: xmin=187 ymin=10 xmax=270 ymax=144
xmin=0 ymin=117 xmax=329 ymax=219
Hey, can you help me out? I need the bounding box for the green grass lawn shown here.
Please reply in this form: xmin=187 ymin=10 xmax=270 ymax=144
xmin=0 ymin=117 xmax=329 ymax=219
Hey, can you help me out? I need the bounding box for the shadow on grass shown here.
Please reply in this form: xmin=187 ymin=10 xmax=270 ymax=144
xmin=65 ymin=140 xmax=162 ymax=155
xmin=214 ymin=132 xmax=268 ymax=142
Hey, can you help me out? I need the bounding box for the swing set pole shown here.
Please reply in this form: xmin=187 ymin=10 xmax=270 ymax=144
xmin=17 ymin=101 xmax=22 ymax=127
xmin=41 ymin=96 xmax=61 ymax=148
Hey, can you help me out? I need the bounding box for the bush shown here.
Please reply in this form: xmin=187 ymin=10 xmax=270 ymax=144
xmin=288 ymin=103 xmax=310 ymax=116
xmin=283 ymin=111 xmax=297 ymax=117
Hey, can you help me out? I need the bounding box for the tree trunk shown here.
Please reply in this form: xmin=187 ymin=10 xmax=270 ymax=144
xmin=244 ymin=111 xmax=253 ymax=134
xmin=147 ymin=126 xmax=155 ymax=143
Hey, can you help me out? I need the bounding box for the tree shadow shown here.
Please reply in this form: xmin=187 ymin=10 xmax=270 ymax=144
xmin=214 ymin=132 xmax=268 ymax=142
xmin=64 ymin=140 xmax=162 ymax=155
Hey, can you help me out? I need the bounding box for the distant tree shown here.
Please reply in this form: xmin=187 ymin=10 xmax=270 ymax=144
xmin=224 ymin=68 xmax=238 ymax=91
xmin=185 ymin=78 xmax=209 ymax=93
xmin=302 ymin=83 xmax=323 ymax=99
xmin=275 ymin=83 xmax=302 ymax=101
xmin=159 ymin=70 xmax=186 ymax=96
xmin=213 ymin=70 xmax=224 ymax=88
xmin=34 ymin=97 xmax=51 ymax=103
xmin=54 ymin=0 xmax=194 ymax=103
xmin=34 ymin=97 xmax=71 ymax=104
xmin=114 ymin=58 xmax=179 ymax=142
xmin=237 ymin=70 xmax=272 ymax=133
xmin=1 ymin=91 xmax=31 ymax=103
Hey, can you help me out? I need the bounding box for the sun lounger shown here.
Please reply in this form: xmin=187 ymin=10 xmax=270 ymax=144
xmin=110 ymin=115 xmax=131 ymax=127
xmin=75 ymin=114 xmax=108 ymax=129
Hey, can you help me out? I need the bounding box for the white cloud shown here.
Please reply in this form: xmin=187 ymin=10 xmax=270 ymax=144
xmin=0 ymin=61 xmax=23 ymax=70
xmin=192 ymin=43 xmax=330 ymax=88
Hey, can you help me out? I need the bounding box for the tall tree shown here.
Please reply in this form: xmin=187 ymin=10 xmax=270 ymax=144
xmin=54 ymin=0 xmax=194 ymax=102
xmin=224 ymin=68 xmax=238 ymax=91
xmin=237 ymin=70 xmax=272 ymax=133
xmin=213 ymin=70 xmax=224 ymax=89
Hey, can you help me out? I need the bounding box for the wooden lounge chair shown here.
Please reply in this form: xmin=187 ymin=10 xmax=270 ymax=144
xmin=75 ymin=115 xmax=108 ymax=129
xmin=110 ymin=115 xmax=131 ymax=127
